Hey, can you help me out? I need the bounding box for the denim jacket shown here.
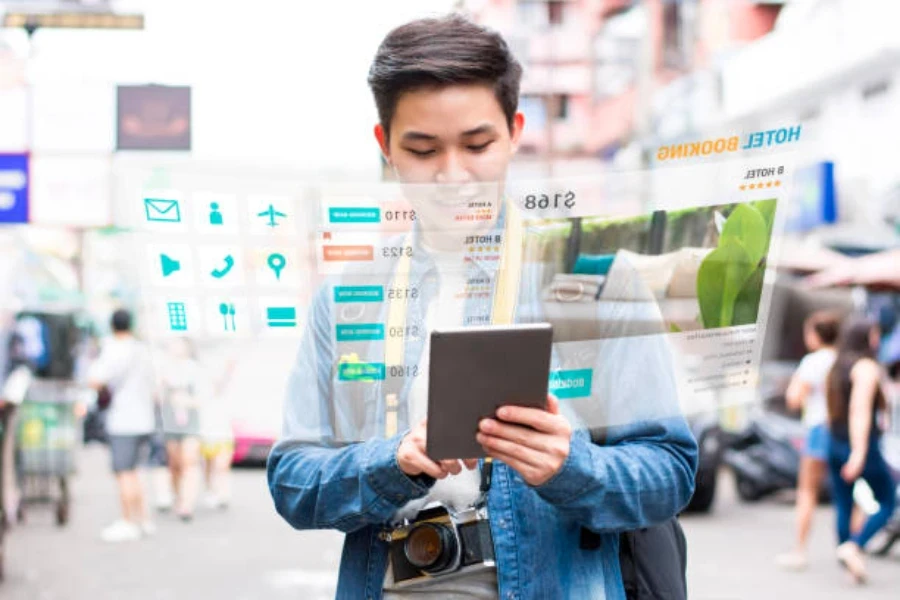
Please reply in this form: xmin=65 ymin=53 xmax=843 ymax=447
xmin=268 ymin=216 xmax=698 ymax=599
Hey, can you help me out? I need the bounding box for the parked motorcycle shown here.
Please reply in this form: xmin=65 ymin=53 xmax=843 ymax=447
xmin=723 ymin=411 xmax=828 ymax=502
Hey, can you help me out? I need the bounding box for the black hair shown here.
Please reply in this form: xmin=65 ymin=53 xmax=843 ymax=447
xmin=826 ymin=316 xmax=885 ymax=427
xmin=805 ymin=310 xmax=841 ymax=347
xmin=110 ymin=309 xmax=132 ymax=333
xmin=368 ymin=14 xmax=522 ymax=138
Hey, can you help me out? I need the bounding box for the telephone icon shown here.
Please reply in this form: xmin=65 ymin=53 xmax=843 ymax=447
xmin=211 ymin=255 xmax=235 ymax=279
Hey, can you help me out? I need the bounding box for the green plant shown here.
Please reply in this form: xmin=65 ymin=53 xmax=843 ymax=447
xmin=697 ymin=200 xmax=776 ymax=328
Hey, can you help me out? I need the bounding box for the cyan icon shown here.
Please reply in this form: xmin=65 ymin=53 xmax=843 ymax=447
xmin=144 ymin=198 xmax=181 ymax=223
xmin=160 ymin=254 xmax=181 ymax=277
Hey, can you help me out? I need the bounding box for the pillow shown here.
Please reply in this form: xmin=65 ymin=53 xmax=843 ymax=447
xmin=666 ymin=247 xmax=713 ymax=299
xmin=573 ymin=253 xmax=616 ymax=276
xmin=601 ymin=249 xmax=678 ymax=301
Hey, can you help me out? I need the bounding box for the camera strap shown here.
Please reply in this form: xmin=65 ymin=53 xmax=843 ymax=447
xmin=472 ymin=457 xmax=494 ymax=510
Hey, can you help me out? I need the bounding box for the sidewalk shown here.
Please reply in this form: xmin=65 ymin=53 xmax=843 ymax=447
xmin=3 ymin=443 xmax=344 ymax=599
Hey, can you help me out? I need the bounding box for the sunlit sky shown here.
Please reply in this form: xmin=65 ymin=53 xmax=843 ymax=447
xmin=0 ymin=0 xmax=459 ymax=175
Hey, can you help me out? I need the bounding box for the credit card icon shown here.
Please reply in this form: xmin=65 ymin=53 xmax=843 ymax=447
xmin=266 ymin=306 xmax=297 ymax=328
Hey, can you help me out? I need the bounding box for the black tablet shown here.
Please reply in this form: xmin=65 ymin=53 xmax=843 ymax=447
xmin=426 ymin=323 xmax=553 ymax=460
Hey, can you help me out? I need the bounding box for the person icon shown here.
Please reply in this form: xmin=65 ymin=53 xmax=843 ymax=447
xmin=209 ymin=202 xmax=223 ymax=226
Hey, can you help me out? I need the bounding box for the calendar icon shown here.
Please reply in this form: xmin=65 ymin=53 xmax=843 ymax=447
xmin=167 ymin=302 xmax=188 ymax=331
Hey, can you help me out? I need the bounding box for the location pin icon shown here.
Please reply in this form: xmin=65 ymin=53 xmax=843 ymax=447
xmin=267 ymin=252 xmax=286 ymax=281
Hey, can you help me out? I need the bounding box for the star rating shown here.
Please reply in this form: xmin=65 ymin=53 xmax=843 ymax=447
xmin=740 ymin=180 xmax=782 ymax=191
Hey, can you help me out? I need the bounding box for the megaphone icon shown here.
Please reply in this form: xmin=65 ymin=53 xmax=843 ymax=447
xmin=160 ymin=254 xmax=181 ymax=277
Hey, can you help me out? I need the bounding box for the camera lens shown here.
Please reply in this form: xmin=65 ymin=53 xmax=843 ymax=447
xmin=404 ymin=523 xmax=457 ymax=573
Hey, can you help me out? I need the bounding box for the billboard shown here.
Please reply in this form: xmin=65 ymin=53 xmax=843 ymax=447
xmin=116 ymin=85 xmax=191 ymax=151
xmin=0 ymin=152 xmax=29 ymax=224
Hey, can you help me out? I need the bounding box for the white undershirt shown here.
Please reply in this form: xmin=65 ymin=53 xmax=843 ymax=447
xmin=383 ymin=248 xmax=499 ymax=598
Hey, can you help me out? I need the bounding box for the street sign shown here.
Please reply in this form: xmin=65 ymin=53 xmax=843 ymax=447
xmin=0 ymin=153 xmax=29 ymax=224
xmin=2 ymin=12 xmax=144 ymax=30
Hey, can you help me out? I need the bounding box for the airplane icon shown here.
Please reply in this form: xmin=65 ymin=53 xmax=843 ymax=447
xmin=257 ymin=204 xmax=287 ymax=227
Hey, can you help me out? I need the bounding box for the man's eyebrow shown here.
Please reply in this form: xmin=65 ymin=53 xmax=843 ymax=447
xmin=400 ymin=131 xmax=437 ymax=142
xmin=461 ymin=124 xmax=497 ymax=137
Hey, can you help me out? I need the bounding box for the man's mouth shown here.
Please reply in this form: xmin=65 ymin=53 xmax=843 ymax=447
xmin=431 ymin=184 xmax=489 ymax=208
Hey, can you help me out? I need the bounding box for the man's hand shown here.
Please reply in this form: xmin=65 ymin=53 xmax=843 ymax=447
xmin=397 ymin=418 xmax=478 ymax=480
xmin=477 ymin=395 xmax=571 ymax=486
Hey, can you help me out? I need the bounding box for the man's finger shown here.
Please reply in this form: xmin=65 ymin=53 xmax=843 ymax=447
xmin=481 ymin=450 xmax=541 ymax=483
xmin=405 ymin=449 xmax=447 ymax=479
xmin=417 ymin=458 xmax=448 ymax=480
xmin=546 ymin=394 xmax=560 ymax=415
xmin=479 ymin=419 xmax=553 ymax=453
xmin=440 ymin=459 xmax=462 ymax=475
xmin=495 ymin=405 xmax=563 ymax=434
xmin=477 ymin=433 xmax=545 ymax=469
xmin=462 ymin=458 xmax=479 ymax=470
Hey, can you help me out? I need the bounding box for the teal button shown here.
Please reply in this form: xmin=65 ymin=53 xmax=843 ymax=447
xmin=338 ymin=362 xmax=386 ymax=381
xmin=334 ymin=286 xmax=384 ymax=303
xmin=336 ymin=323 xmax=385 ymax=341
xmin=329 ymin=207 xmax=381 ymax=223
xmin=548 ymin=369 xmax=593 ymax=399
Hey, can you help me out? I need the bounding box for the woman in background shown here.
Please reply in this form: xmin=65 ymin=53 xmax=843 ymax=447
xmin=777 ymin=311 xmax=840 ymax=570
xmin=158 ymin=338 xmax=208 ymax=522
xmin=200 ymin=356 xmax=237 ymax=510
xmin=826 ymin=317 xmax=896 ymax=583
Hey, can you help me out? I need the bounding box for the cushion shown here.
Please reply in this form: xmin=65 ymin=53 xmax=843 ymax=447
xmin=573 ymin=253 xmax=616 ymax=276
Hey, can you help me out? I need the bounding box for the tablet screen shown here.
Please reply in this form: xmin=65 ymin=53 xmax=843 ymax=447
xmin=426 ymin=323 xmax=552 ymax=460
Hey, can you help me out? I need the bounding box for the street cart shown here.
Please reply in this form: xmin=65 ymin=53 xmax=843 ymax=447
xmin=0 ymin=403 xmax=14 ymax=582
xmin=15 ymin=379 xmax=81 ymax=527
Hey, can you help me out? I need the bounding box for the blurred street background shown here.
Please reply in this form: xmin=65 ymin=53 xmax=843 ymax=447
xmin=1 ymin=0 xmax=900 ymax=598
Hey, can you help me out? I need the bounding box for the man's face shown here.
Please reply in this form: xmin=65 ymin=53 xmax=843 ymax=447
xmin=375 ymin=84 xmax=524 ymax=230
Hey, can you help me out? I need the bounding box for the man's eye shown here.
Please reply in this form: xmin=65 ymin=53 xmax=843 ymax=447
xmin=405 ymin=148 xmax=435 ymax=157
xmin=468 ymin=141 xmax=493 ymax=153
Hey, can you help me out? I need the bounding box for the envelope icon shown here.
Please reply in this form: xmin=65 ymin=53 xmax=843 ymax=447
xmin=144 ymin=198 xmax=181 ymax=223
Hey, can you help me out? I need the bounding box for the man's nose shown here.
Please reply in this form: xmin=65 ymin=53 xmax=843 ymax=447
xmin=434 ymin=150 xmax=472 ymax=184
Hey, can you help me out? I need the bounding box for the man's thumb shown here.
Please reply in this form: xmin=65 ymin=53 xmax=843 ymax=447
xmin=546 ymin=394 xmax=560 ymax=414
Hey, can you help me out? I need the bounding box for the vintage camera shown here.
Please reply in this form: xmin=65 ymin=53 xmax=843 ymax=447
xmin=385 ymin=502 xmax=495 ymax=588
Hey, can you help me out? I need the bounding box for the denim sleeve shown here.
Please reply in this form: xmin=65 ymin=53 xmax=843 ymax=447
xmin=267 ymin=284 xmax=434 ymax=533
xmin=268 ymin=434 xmax=435 ymax=533
xmin=533 ymin=418 xmax=697 ymax=533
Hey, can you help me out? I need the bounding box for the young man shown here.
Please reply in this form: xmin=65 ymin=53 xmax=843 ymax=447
xmin=88 ymin=309 xmax=157 ymax=542
xmin=268 ymin=15 xmax=697 ymax=599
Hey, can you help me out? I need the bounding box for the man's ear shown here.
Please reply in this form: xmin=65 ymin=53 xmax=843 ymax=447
xmin=374 ymin=124 xmax=390 ymax=163
xmin=509 ymin=112 xmax=525 ymax=155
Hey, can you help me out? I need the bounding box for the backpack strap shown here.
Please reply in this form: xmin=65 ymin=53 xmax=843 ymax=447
xmin=579 ymin=426 xmax=609 ymax=551
xmin=618 ymin=529 xmax=639 ymax=598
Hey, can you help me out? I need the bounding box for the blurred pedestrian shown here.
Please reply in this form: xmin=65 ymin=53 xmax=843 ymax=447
xmin=158 ymin=338 xmax=206 ymax=521
xmin=200 ymin=356 xmax=237 ymax=510
xmin=826 ymin=317 xmax=897 ymax=584
xmin=776 ymin=311 xmax=840 ymax=570
xmin=87 ymin=309 xmax=157 ymax=542
xmin=148 ymin=406 xmax=175 ymax=513
xmin=1 ymin=324 xmax=32 ymax=526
